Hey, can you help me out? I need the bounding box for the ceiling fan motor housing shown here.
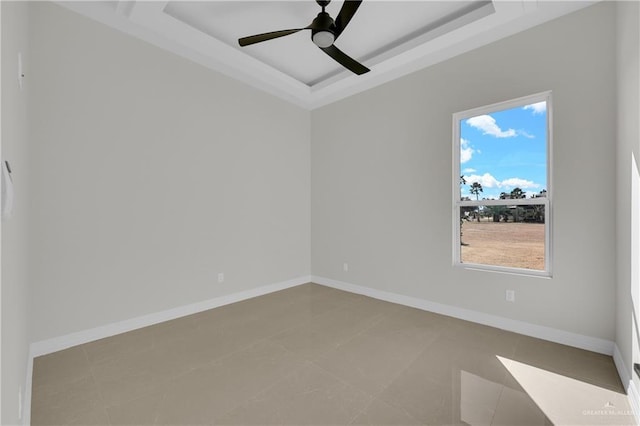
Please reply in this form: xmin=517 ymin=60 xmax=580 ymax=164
xmin=311 ymin=12 xmax=335 ymax=33
xmin=311 ymin=11 xmax=336 ymax=47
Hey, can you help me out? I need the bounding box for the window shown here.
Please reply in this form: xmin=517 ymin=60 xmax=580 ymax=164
xmin=453 ymin=92 xmax=552 ymax=276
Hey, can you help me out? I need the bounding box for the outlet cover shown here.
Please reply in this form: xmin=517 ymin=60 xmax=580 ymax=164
xmin=506 ymin=290 xmax=515 ymax=302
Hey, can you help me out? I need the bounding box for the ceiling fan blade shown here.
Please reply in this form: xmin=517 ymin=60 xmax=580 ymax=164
xmin=238 ymin=29 xmax=305 ymax=47
xmin=320 ymin=44 xmax=369 ymax=75
xmin=334 ymin=0 xmax=362 ymax=40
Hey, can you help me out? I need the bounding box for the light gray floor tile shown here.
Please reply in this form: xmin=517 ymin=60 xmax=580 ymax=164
xmin=215 ymin=362 xmax=372 ymax=425
xmin=31 ymin=283 xmax=632 ymax=426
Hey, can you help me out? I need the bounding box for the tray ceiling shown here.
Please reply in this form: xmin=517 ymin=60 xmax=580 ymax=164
xmin=58 ymin=1 xmax=595 ymax=109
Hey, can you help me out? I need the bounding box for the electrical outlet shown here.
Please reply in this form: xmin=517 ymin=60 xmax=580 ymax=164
xmin=506 ymin=290 xmax=515 ymax=302
xmin=217 ymin=273 xmax=224 ymax=283
xmin=343 ymin=263 xmax=349 ymax=272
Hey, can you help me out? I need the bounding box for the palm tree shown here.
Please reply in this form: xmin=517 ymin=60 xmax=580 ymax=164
xmin=470 ymin=182 xmax=483 ymax=200
xmin=469 ymin=182 xmax=483 ymax=222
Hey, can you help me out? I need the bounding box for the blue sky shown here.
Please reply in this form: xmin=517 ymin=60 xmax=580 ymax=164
xmin=459 ymin=101 xmax=547 ymax=200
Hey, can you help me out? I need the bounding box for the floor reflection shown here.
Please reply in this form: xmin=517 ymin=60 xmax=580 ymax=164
xmin=494 ymin=356 xmax=635 ymax=425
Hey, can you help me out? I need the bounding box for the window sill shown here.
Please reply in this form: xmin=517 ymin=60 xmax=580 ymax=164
xmin=454 ymin=262 xmax=552 ymax=279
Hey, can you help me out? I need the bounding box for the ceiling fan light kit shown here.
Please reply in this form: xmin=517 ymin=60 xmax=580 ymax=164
xmin=312 ymin=31 xmax=335 ymax=48
xmin=238 ymin=0 xmax=370 ymax=75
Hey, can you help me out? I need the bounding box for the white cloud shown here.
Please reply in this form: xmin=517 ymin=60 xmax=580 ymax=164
xmin=466 ymin=115 xmax=516 ymax=138
xmin=523 ymin=102 xmax=546 ymax=115
xmin=464 ymin=174 xmax=541 ymax=191
xmin=500 ymin=178 xmax=540 ymax=189
xmin=518 ymin=130 xmax=535 ymax=139
xmin=465 ymin=173 xmax=501 ymax=188
xmin=462 ymin=168 xmax=476 ymax=173
xmin=460 ymin=138 xmax=474 ymax=163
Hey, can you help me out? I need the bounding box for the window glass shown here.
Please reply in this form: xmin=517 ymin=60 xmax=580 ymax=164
xmin=454 ymin=93 xmax=551 ymax=276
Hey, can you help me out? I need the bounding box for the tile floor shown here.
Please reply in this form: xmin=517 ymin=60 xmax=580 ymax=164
xmin=31 ymin=283 xmax=635 ymax=425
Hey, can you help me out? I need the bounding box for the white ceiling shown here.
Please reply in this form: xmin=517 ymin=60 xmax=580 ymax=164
xmin=58 ymin=0 xmax=595 ymax=109
xmin=163 ymin=1 xmax=490 ymax=85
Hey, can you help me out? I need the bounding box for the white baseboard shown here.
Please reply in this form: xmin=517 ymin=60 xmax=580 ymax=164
xmin=312 ymin=275 xmax=615 ymax=355
xmin=613 ymin=344 xmax=640 ymax=425
xmin=23 ymin=346 xmax=34 ymax=426
xmin=25 ymin=275 xmax=311 ymax=425
xmin=30 ymin=275 xmax=311 ymax=357
xmin=27 ymin=275 xmax=614 ymax=358
xmin=629 ymin=381 xmax=640 ymax=424
xmin=614 ymin=344 xmax=632 ymax=389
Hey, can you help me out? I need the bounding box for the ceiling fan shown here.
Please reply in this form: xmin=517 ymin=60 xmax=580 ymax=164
xmin=238 ymin=0 xmax=370 ymax=75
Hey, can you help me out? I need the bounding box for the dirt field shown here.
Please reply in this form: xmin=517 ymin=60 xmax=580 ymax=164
xmin=460 ymin=221 xmax=545 ymax=270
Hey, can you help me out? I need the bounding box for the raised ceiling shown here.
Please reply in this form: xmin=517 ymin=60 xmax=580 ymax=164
xmin=58 ymin=1 xmax=595 ymax=109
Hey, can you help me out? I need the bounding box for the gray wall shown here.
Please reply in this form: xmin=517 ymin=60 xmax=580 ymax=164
xmin=616 ymin=0 xmax=640 ymax=388
xmin=311 ymin=2 xmax=617 ymax=341
xmin=2 ymin=2 xmax=31 ymax=424
xmin=28 ymin=2 xmax=311 ymax=342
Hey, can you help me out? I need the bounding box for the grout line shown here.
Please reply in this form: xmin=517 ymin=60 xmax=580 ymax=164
xmin=347 ymin=397 xmax=375 ymax=425
xmin=304 ymin=360 xmax=378 ymax=419
xmin=489 ymin=389 xmax=505 ymax=425
xmin=212 ymin=295 xmax=391 ymax=421
xmin=212 ymin=357 xmax=309 ymax=422
xmin=308 ymin=310 xmax=439 ymax=406
xmin=362 ymin=330 xmax=446 ymax=418
xmin=145 ymin=291 xmax=357 ymax=422
xmin=79 ymin=345 xmax=112 ymax=424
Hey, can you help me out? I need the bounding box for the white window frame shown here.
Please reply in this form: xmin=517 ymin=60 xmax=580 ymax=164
xmin=452 ymin=91 xmax=553 ymax=277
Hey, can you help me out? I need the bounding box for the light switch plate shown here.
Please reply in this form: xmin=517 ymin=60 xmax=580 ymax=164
xmin=18 ymin=52 xmax=24 ymax=90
